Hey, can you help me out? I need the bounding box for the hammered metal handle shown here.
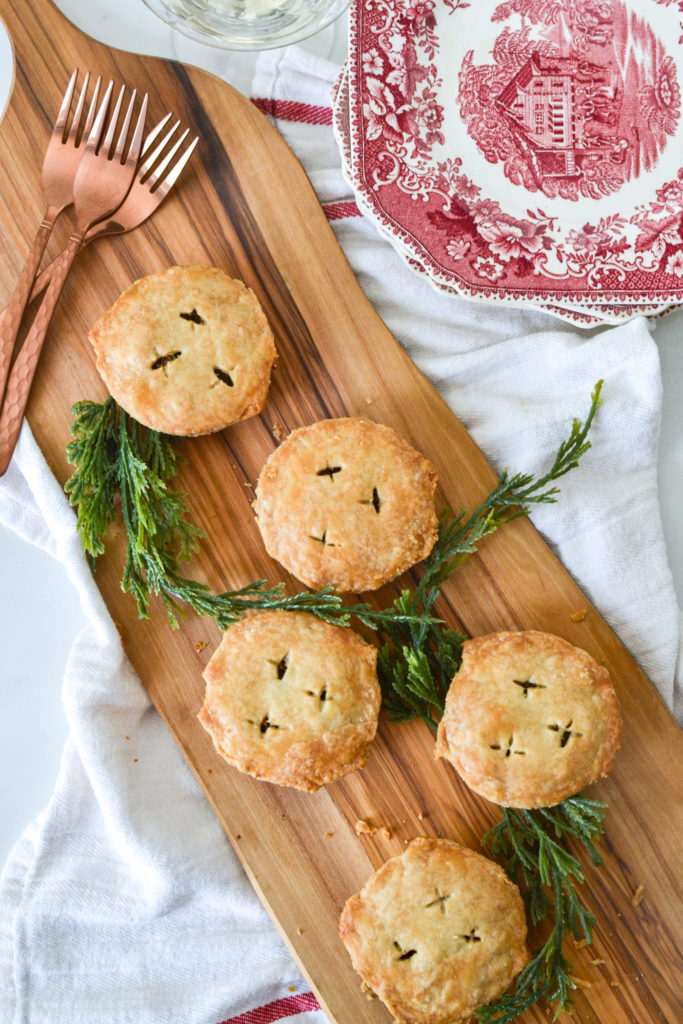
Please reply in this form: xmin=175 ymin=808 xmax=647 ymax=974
xmin=0 ymin=214 xmax=56 ymax=409
xmin=0 ymin=233 xmax=81 ymax=475
xmin=0 ymin=257 xmax=57 ymax=333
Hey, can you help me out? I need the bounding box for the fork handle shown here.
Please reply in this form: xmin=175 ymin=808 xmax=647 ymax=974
xmin=0 ymin=232 xmax=82 ymax=475
xmin=0 ymin=211 xmax=119 ymax=328
xmin=0 ymin=240 xmax=85 ymax=331
xmin=0 ymin=210 xmax=59 ymax=409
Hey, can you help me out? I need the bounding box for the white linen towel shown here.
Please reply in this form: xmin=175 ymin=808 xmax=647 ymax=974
xmin=0 ymin=44 xmax=680 ymax=1024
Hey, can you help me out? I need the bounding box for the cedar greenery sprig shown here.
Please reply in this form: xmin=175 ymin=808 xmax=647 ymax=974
xmin=376 ymin=381 xmax=604 ymax=728
xmin=477 ymin=797 xmax=607 ymax=1022
xmin=421 ymin=377 xmax=603 ymax=595
xmin=65 ymin=387 xmax=608 ymax=1024
xmin=66 ymin=381 xmax=602 ymax=668
xmin=64 ymin=398 xmax=434 ymax=631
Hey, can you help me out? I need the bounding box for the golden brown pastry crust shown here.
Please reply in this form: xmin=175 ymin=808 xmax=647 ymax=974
xmin=198 ymin=610 xmax=380 ymax=792
xmin=88 ymin=265 xmax=276 ymax=435
xmin=339 ymin=837 xmax=529 ymax=1024
xmin=435 ymin=630 xmax=622 ymax=808
xmin=253 ymin=417 xmax=438 ymax=592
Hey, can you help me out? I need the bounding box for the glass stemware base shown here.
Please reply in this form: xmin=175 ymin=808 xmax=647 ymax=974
xmin=143 ymin=0 xmax=351 ymax=51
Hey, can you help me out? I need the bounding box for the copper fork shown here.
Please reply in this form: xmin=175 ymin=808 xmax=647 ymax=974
xmin=0 ymin=115 xmax=198 ymax=318
xmin=0 ymin=84 xmax=148 ymax=475
xmin=0 ymin=70 xmax=103 ymax=410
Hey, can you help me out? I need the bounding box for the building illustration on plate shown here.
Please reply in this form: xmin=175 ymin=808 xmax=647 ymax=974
xmin=496 ymin=52 xmax=626 ymax=181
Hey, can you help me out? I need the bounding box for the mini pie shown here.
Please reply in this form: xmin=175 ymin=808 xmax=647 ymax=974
xmin=198 ymin=610 xmax=380 ymax=792
xmin=253 ymin=417 xmax=438 ymax=592
xmin=435 ymin=630 xmax=622 ymax=808
xmin=339 ymin=836 xmax=529 ymax=1024
xmin=88 ymin=264 xmax=276 ymax=435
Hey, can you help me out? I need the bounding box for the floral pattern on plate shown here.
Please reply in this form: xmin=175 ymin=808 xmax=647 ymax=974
xmin=335 ymin=60 xmax=676 ymax=323
xmin=346 ymin=0 xmax=683 ymax=305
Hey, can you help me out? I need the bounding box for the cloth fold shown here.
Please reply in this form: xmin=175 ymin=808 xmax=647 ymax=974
xmin=1 ymin=44 xmax=680 ymax=1024
xmin=0 ymin=433 xmax=319 ymax=1024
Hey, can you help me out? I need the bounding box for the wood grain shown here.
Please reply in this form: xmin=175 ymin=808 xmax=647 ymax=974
xmin=0 ymin=2 xmax=681 ymax=1021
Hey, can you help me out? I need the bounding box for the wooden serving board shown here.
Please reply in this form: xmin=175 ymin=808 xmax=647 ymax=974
xmin=1 ymin=2 xmax=681 ymax=1020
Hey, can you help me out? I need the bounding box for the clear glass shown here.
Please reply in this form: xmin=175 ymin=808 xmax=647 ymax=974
xmin=143 ymin=0 xmax=351 ymax=50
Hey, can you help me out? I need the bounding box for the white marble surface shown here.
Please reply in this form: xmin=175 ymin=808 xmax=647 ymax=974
xmin=0 ymin=0 xmax=681 ymax=867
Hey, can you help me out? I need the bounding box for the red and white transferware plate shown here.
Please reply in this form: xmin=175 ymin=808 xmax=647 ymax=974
xmin=334 ymin=60 xmax=676 ymax=325
xmin=334 ymin=62 xmax=676 ymax=324
xmin=345 ymin=0 xmax=683 ymax=316
xmin=334 ymin=63 xmax=615 ymax=324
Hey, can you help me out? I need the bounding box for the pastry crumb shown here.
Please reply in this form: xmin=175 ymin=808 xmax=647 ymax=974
xmin=570 ymin=608 xmax=587 ymax=622
xmin=365 ymin=397 xmax=375 ymax=405
xmin=133 ymin=758 xmax=138 ymax=763
xmin=417 ymin=811 xmax=424 ymax=821
xmin=590 ymin=958 xmax=606 ymax=966
xmin=194 ymin=640 xmax=208 ymax=652
xmin=361 ymin=981 xmax=376 ymax=999
xmin=323 ymin=831 xmax=334 ymax=840
xmin=244 ymin=480 xmax=254 ymax=489
xmin=272 ymin=423 xmax=283 ymax=441
xmin=569 ymin=975 xmax=592 ymax=990
xmin=573 ymin=938 xmax=589 ymax=949
xmin=355 ymin=819 xmax=391 ymax=838
xmin=205 ymin=768 xmax=212 ymax=774
xmin=296 ymin=927 xmax=303 ymax=935
xmin=609 ymin=980 xmax=620 ymax=988
xmin=288 ymin=985 xmax=296 ymax=992
xmin=631 ymin=884 xmax=645 ymax=907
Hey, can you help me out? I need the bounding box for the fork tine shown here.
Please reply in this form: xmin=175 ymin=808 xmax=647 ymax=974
xmin=140 ymin=113 xmax=173 ymax=160
xmin=146 ymin=128 xmax=189 ymax=189
xmin=137 ymin=120 xmax=180 ymax=180
xmin=114 ymin=89 xmax=137 ymax=162
xmin=102 ymin=84 xmax=126 ymax=157
xmin=154 ymin=136 xmax=198 ymax=201
xmin=82 ymin=75 xmax=103 ymax=140
xmin=126 ymin=94 xmax=149 ymax=166
xmin=66 ymin=71 xmax=90 ymax=142
xmin=54 ymin=69 xmax=77 ymax=139
xmin=86 ymin=79 xmax=114 ymax=151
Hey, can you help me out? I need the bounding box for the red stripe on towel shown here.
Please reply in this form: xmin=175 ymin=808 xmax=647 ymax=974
xmin=251 ymin=98 xmax=333 ymax=126
xmin=218 ymin=991 xmax=321 ymax=1024
xmin=322 ymin=200 xmax=362 ymax=221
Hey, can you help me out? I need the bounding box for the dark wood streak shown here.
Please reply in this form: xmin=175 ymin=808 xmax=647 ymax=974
xmin=169 ymin=62 xmax=341 ymax=424
xmin=216 ymin=432 xmax=258 ymax=504
xmin=18 ymin=3 xmax=70 ymax=101
xmin=2 ymin=7 xmax=682 ymax=1022
xmin=15 ymin=63 xmax=52 ymax=128
xmin=142 ymin=218 xmax=183 ymax=269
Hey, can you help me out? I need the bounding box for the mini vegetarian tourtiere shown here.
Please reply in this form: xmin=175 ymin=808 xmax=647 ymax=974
xmin=435 ymin=630 xmax=622 ymax=808
xmin=253 ymin=417 xmax=438 ymax=593
xmin=198 ymin=610 xmax=380 ymax=792
xmin=339 ymin=837 xmax=529 ymax=1024
xmin=88 ymin=265 xmax=276 ymax=435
